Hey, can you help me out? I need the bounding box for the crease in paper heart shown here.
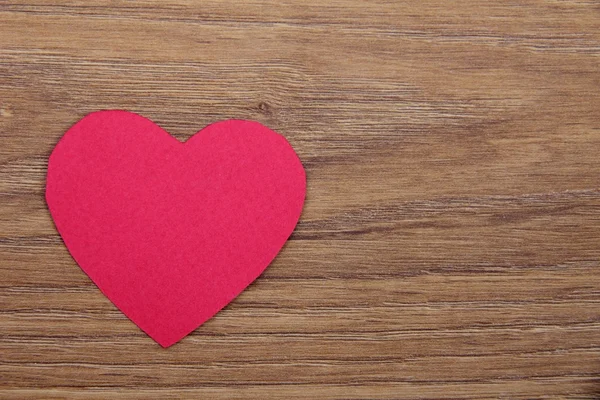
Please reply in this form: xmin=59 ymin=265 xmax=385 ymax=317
xmin=46 ymin=111 xmax=306 ymax=347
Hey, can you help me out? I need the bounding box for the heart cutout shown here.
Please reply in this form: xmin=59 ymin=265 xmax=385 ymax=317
xmin=46 ymin=111 xmax=306 ymax=347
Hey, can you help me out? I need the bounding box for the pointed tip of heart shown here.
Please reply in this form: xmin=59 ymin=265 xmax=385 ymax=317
xmin=147 ymin=331 xmax=189 ymax=348
xmin=157 ymin=339 xmax=178 ymax=348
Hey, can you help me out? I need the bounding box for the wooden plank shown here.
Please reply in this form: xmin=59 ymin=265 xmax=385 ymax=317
xmin=1 ymin=0 xmax=599 ymax=398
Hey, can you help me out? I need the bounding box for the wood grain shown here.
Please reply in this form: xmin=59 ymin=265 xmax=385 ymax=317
xmin=1 ymin=1 xmax=599 ymax=398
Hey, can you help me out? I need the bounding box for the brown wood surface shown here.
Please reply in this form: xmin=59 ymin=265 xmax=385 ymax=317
xmin=1 ymin=1 xmax=600 ymax=399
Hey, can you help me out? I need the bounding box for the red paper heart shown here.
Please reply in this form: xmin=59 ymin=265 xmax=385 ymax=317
xmin=46 ymin=111 xmax=305 ymax=347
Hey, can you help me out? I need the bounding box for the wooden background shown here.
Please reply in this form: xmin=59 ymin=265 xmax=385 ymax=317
xmin=1 ymin=1 xmax=599 ymax=398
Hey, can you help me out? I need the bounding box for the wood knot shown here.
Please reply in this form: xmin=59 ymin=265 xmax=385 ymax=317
xmin=257 ymin=101 xmax=272 ymax=115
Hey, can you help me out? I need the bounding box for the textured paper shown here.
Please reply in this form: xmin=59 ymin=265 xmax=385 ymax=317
xmin=46 ymin=111 xmax=306 ymax=347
